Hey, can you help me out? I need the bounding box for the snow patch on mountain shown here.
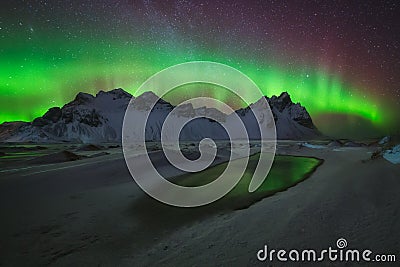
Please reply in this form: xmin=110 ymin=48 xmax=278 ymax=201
xmin=0 ymin=89 xmax=320 ymax=143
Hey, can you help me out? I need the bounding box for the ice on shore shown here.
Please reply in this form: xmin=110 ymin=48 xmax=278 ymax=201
xmin=379 ymin=136 xmax=390 ymax=145
xmin=300 ymin=142 xmax=326 ymax=149
xmin=383 ymin=145 xmax=400 ymax=164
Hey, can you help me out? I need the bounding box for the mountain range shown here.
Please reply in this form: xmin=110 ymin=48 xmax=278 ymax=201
xmin=0 ymin=89 xmax=320 ymax=143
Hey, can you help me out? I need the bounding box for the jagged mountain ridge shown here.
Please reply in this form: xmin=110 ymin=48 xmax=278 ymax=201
xmin=0 ymin=89 xmax=320 ymax=142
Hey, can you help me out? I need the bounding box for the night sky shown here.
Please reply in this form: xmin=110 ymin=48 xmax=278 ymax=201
xmin=1 ymin=0 xmax=399 ymax=137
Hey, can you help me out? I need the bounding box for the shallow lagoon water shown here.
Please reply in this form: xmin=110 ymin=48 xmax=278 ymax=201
xmin=129 ymin=153 xmax=323 ymax=243
xmin=176 ymin=154 xmax=323 ymax=209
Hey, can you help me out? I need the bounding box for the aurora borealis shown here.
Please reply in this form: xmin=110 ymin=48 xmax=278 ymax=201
xmin=1 ymin=0 xmax=399 ymax=137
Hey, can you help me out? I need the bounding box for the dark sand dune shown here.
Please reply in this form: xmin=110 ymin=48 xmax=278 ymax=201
xmin=89 ymin=152 xmax=110 ymax=158
xmin=344 ymin=141 xmax=364 ymax=147
xmin=76 ymin=144 xmax=105 ymax=151
xmin=28 ymin=150 xmax=86 ymax=164
xmin=327 ymin=140 xmax=343 ymax=147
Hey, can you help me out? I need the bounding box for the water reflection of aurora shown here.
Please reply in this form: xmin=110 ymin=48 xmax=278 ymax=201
xmin=176 ymin=154 xmax=323 ymax=209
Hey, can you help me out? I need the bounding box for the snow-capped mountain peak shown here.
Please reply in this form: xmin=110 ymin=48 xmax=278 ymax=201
xmin=0 ymin=89 xmax=320 ymax=142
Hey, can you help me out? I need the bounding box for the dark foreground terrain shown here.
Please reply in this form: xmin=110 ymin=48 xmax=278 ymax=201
xmin=0 ymin=141 xmax=399 ymax=266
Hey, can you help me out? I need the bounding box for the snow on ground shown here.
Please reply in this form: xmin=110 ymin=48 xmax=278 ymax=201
xmin=383 ymin=144 xmax=400 ymax=164
xmin=379 ymin=136 xmax=390 ymax=145
xmin=300 ymin=142 xmax=326 ymax=149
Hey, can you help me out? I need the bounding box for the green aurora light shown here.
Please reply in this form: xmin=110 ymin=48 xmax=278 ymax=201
xmin=0 ymin=36 xmax=394 ymax=134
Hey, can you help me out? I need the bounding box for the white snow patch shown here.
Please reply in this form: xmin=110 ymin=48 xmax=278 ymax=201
xmin=332 ymin=147 xmax=365 ymax=152
xmin=379 ymin=136 xmax=390 ymax=145
xmin=300 ymin=142 xmax=326 ymax=149
xmin=383 ymin=145 xmax=400 ymax=164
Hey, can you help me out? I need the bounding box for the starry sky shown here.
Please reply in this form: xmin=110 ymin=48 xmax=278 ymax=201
xmin=1 ymin=0 xmax=399 ymax=138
